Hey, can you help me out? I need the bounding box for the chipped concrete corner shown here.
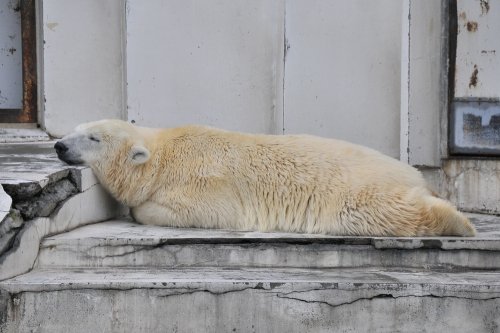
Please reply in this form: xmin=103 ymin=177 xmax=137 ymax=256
xmin=0 ymin=172 xmax=78 ymax=260
xmin=0 ymin=142 xmax=126 ymax=281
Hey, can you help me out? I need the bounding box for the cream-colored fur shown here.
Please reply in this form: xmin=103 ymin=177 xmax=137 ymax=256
xmin=56 ymin=119 xmax=476 ymax=237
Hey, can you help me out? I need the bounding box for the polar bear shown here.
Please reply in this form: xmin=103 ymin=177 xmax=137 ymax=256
xmin=55 ymin=119 xmax=475 ymax=237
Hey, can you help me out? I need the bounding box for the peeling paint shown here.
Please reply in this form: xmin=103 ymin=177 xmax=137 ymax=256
xmin=468 ymin=65 xmax=479 ymax=88
xmin=7 ymin=0 xmax=20 ymax=13
xmin=480 ymin=0 xmax=490 ymax=15
xmin=466 ymin=21 xmax=478 ymax=32
xmin=46 ymin=22 xmax=59 ymax=31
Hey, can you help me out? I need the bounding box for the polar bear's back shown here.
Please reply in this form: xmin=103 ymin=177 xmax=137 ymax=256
xmin=153 ymin=126 xmax=441 ymax=236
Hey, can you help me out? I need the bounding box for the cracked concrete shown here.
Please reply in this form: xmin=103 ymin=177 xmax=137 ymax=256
xmin=421 ymin=159 xmax=500 ymax=214
xmin=1 ymin=268 xmax=500 ymax=332
xmin=14 ymin=178 xmax=78 ymax=220
xmin=0 ymin=210 xmax=22 ymax=254
xmin=34 ymin=214 xmax=500 ymax=271
xmin=0 ymin=142 xmax=126 ymax=281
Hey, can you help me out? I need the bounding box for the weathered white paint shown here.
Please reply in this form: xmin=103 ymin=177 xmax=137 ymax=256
xmin=283 ymin=0 xmax=402 ymax=158
xmin=0 ymin=0 xmax=22 ymax=109
xmin=455 ymin=0 xmax=500 ymax=98
xmin=126 ymin=0 xmax=284 ymax=134
xmin=42 ymin=0 xmax=126 ymax=137
xmin=402 ymin=0 xmax=443 ymax=166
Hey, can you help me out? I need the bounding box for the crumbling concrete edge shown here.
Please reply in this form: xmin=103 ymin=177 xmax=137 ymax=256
xmin=0 ymin=184 xmax=126 ymax=281
xmin=0 ymin=185 xmax=11 ymax=223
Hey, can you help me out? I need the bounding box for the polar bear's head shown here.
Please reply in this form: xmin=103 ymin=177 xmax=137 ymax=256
xmin=54 ymin=119 xmax=151 ymax=169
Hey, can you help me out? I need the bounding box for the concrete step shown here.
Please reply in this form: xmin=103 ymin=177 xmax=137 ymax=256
xmin=1 ymin=267 xmax=500 ymax=332
xmin=35 ymin=214 xmax=500 ymax=270
xmin=2 ymin=213 xmax=499 ymax=332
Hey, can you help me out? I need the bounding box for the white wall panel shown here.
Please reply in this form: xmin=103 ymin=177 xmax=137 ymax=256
xmin=283 ymin=0 xmax=402 ymax=158
xmin=42 ymin=0 xmax=126 ymax=137
xmin=126 ymin=0 xmax=284 ymax=134
xmin=402 ymin=1 xmax=443 ymax=166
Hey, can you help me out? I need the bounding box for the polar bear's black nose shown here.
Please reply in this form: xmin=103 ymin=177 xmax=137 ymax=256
xmin=54 ymin=141 xmax=68 ymax=154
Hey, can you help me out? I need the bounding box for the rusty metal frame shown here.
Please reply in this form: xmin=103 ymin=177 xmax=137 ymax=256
xmin=0 ymin=0 xmax=37 ymax=123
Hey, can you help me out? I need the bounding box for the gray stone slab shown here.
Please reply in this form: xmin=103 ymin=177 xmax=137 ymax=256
xmin=1 ymin=267 xmax=499 ymax=333
xmin=0 ymin=128 xmax=50 ymax=143
xmin=36 ymin=213 xmax=500 ymax=271
xmin=3 ymin=267 xmax=500 ymax=294
xmin=43 ymin=212 xmax=500 ymax=249
xmin=0 ymin=142 xmax=98 ymax=196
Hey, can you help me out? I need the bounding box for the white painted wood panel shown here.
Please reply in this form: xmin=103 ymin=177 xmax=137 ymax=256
xmin=283 ymin=0 xmax=402 ymax=158
xmin=126 ymin=0 xmax=284 ymax=134
xmin=0 ymin=0 xmax=22 ymax=109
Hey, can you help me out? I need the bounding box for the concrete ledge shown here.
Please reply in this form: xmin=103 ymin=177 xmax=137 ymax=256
xmin=1 ymin=267 xmax=499 ymax=332
xmin=34 ymin=213 xmax=500 ymax=271
xmin=0 ymin=142 xmax=125 ymax=281
xmin=0 ymin=128 xmax=50 ymax=143
xmin=0 ymin=142 xmax=97 ymax=198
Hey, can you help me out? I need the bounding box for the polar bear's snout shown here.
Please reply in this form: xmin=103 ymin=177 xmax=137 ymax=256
xmin=54 ymin=140 xmax=84 ymax=165
xmin=54 ymin=141 xmax=68 ymax=155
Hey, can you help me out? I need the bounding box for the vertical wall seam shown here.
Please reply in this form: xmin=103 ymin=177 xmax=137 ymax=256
xmin=282 ymin=3 xmax=287 ymax=134
xmin=400 ymin=0 xmax=411 ymax=163
xmin=407 ymin=0 xmax=411 ymax=164
xmin=122 ymin=0 xmax=128 ymax=121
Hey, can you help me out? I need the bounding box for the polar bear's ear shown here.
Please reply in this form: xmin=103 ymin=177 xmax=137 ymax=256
xmin=129 ymin=145 xmax=150 ymax=165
